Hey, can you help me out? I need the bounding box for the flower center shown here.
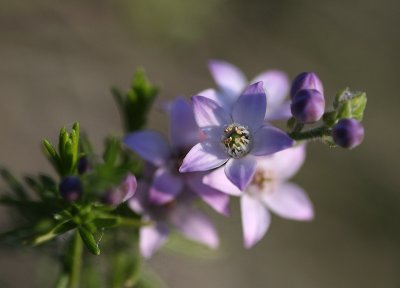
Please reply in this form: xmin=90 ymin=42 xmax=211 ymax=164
xmin=222 ymin=123 xmax=251 ymax=158
xmin=247 ymin=169 xmax=277 ymax=196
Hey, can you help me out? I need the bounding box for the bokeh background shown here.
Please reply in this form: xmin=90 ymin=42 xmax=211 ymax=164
xmin=0 ymin=0 xmax=399 ymax=287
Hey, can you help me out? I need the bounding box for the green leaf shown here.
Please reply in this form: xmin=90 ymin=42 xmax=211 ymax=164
xmin=64 ymin=140 xmax=75 ymax=175
xmin=334 ymin=88 xmax=367 ymax=121
xmin=28 ymin=220 xmax=76 ymax=246
xmin=71 ymin=122 xmax=80 ymax=166
xmin=59 ymin=127 xmax=69 ymax=160
xmin=79 ymin=132 xmax=94 ymax=155
xmin=103 ymin=137 xmax=120 ymax=166
xmin=0 ymin=167 xmax=28 ymax=200
xmin=79 ymin=226 xmax=100 ymax=255
xmin=42 ymin=139 xmax=62 ymax=174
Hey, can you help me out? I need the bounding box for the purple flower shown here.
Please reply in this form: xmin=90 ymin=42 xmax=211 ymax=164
xmin=124 ymin=98 xmax=230 ymax=215
xmin=203 ymin=145 xmax=314 ymax=248
xmin=201 ymin=60 xmax=291 ymax=120
xmin=129 ymin=182 xmax=219 ymax=258
xmin=59 ymin=176 xmax=82 ymax=201
xmin=101 ymin=173 xmax=137 ymax=205
xmin=332 ymin=118 xmax=365 ymax=149
xmin=290 ymin=72 xmax=324 ymax=99
xmin=290 ymin=89 xmax=325 ymax=123
xmin=179 ymin=82 xmax=294 ymax=191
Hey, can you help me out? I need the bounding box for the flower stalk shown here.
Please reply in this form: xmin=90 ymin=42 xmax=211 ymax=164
xmin=288 ymin=126 xmax=331 ymax=141
xmin=68 ymin=231 xmax=83 ymax=288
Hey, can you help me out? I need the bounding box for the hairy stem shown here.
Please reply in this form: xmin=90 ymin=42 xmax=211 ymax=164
xmin=288 ymin=126 xmax=331 ymax=141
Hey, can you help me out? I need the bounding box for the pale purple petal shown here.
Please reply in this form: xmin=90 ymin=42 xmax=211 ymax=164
xmin=197 ymin=88 xmax=226 ymax=109
xmin=257 ymin=144 xmax=306 ymax=180
xmin=241 ymin=194 xmax=271 ymax=249
xmin=208 ymin=60 xmax=247 ymax=97
xmin=140 ymin=220 xmax=169 ymax=259
xmin=203 ymin=167 xmax=242 ymax=196
xmin=262 ymin=183 xmax=314 ymax=221
xmin=179 ymin=141 xmax=229 ymax=173
xmin=128 ymin=181 xmax=149 ymax=214
xmin=121 ymin=173 xmax=138 ymax=202
xmin=252 ymin=70 xmax=289 ymax=117
xmin=266 ymin=100 xmax=292 ymax=121
xmin=170 ymin=205 xmax=219 ymax=248
xmin=224 ymin=155 xmax=257 ymax=190
xmin=149 ymin=168 xmax=183 ymax=205
xmin=191 ymin=96 xmax=230 ymax=130
xmin=231 ymin=82 xmax=267 ymax=131
xmin=169 ymin=97 xmax=200 ymax=149
xmin=186 ymin=173 xmax=230 ymax=216
xmin=251 ymin=125 xmax=294 ymax=156
xmin=124 ymin=131 xmax=170 ymax=167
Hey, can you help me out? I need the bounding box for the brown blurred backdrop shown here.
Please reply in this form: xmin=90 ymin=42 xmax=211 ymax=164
xmin=0 ymin=0 xmax=399 ymax=287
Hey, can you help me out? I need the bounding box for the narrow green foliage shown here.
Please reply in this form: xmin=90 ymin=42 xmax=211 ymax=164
xmin=0 ymin=167 xmax=28 ymax=200
xmin=113 ymin=69 xmax=158 ymax=133
xmin=43 ymin=122 xmax=81 ymax=177
xmin=79 ymin=226 xmax=101 ymax=255
xmin=103 ymin=137 xmax=120 ymax=166
xmin=79 ymin=132 xmax=94 ymax=155
xmin=28 ymin=220 xmax=76 ymax=246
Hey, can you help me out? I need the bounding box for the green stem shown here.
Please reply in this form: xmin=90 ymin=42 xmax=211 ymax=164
xmin=288 ymin=126 xmax=331 ymax=141
xmin=110 ymin=228 xmax=141 ymax=288
xmin=68 ymin=231 xmax=83 ymax=288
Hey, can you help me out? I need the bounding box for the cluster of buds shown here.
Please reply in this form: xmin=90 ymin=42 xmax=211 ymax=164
xmin=288 ymin=72 xmax=366 ymax=149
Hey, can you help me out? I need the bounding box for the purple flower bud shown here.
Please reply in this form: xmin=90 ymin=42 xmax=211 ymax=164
xmin=59 ymin=176 xmax=82 ymax=201
xmin=332 ymin=118 xmax=364 ymax=149
xmin=290 ymin=72 xmax=324 ymax=99
xmin=290 ymin=89 xmax=325 ymax=123
xmin=101 ymin=174 xmax=137 ymax=206
xmin=101 ymin=188 xmax=120 ymax=206
xmin=77 ymin=156 xmax=90 ymax=175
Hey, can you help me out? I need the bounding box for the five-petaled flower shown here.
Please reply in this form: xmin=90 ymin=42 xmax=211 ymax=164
xmin=129 ymin=181 xmax=219 ymax=258
xmin=203 ymin=144 xmax=314 ymax=248
xmin=179 ymin=82 xmax=294 ymax=190
xmin=124 ymin=97 xmax=230 ymax=215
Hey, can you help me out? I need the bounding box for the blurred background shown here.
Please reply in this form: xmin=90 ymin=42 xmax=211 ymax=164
xmin=0 ymin=0 xmax=399 ymax=287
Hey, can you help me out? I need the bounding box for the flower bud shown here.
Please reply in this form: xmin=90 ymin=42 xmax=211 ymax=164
xmin=101 ymin=174 xmax=137 ymax=206
xmin=59 ymin=176 xmax=82 ymax=201
xmin=77 ymin=156 xmax=90 ymax=175
xmin=290 ymin=72 xmax=324 ymax=99
xmin=290 ymin=89 xmax=325 ymax=123
xmin=332 ymin=118 xmax=364 ymax=149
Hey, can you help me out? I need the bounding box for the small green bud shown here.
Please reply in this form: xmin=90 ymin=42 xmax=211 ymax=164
xmin=113 ymin=69 xmax=158 ymax=132
xmin=334 ymin=88 xmax=367 ymax=121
